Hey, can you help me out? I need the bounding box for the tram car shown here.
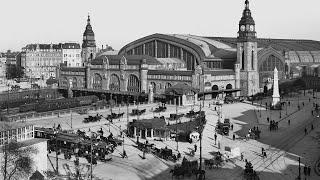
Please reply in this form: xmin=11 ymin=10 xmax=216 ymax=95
xmin=34 ymin=127 xmax=115 ymax=162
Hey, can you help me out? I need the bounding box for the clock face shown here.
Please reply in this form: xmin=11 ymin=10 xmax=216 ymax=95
xmin=240 ymin=25 xmax=245 ymax=31
xmin=250 ymin=25 xmax=254 ymax=31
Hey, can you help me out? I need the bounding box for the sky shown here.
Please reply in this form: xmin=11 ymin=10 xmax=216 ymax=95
xmin=1 ymin=0 xmax=320 ymax=52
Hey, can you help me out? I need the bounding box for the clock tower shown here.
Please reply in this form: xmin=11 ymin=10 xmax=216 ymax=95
xmin=235 ymin=0 xmax=259 ymax=97
xmin=81 ymin=15 xmax=96 ymax=65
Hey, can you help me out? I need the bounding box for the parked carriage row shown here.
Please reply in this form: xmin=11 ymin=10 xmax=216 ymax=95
xmin=19 ymin=95 xmax=99 ymax=113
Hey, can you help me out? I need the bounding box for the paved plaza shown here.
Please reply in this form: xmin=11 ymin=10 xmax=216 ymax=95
xmin=26 ymin=91 xmax=320 ymax=180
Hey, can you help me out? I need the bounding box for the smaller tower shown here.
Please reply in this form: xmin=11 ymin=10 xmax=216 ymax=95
xmin=81 ymin=14 xmax=96 ymax=64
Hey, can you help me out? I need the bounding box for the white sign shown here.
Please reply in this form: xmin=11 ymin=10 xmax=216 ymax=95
xmin=230 ymin=147 xmax=241 ymax=158
xmin=189 ymin=131 xmax=200 ymax=143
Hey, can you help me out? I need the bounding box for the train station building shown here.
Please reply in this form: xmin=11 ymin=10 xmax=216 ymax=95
xmin=57 ymin=0 xmax=320 ymax=102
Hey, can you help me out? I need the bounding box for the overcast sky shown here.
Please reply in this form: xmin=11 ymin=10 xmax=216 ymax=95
xmin=1 ymin=0 xmax=320 ymax=52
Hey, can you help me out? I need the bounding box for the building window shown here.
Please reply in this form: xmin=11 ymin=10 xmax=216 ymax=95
xmin=93 ymin=73 xmax=102 ymax=89
xmin=242 ymin=50 xmax=245 ymax=70
xmin=127 ymin=74 xmax=140 ymax=92
xmin=109 ymin=74 xmax=120 ymax=91
xmin=252 ymin=50 xmax=254 ymax=70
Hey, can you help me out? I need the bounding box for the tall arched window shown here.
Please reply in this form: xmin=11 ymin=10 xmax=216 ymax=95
xmin=72 ymin=77 xmax=77 ymax=88
xmin=212 ymin=85 xmax=219 ymax=91
xmin=127 ymin=74 xmax=140 ymax=92
xmin=93 ymin=73 xmax=102 ymax=89
xmin=62 ymin=77 xmax=68 ymax=87
xmin=259 ymin=55 xmax=284 ymax=72
xmin=109 ymin=74 xmax=120 ymax=91
xmin=165 ymin=82 xmax=172 ymax=89
xmin=242 ymin=50 xmax=245 ymax=70
xmin=226 ymin=84 xmax=232 ymax=89
xmin=251 ymin=50 xmax=254 ymax=70
xmin=150 ymin=82 xmax=156 ymax=93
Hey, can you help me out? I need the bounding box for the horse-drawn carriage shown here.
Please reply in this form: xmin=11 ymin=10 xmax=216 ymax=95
xmin=76 ymin=108 xmax=88 ymax=115
xmin=243 ymin=161 xmax=259 ymax=180
xmin=204 ymin=152 xmax=224 ymax=169
xmin=215 ymin=121 xmax=229 ymax=136
xmin=135 ymin=141 xmax=155 ymax=153
xmin=83 ymin=114 xmax=103 ymax=123
xmin=170 ymin=157 xmax=203 ymax=179
xmin=106 ymin=112 xmax=124 ymax=122
xmin=153 ymin=105 xmax=167 ymax=113
xmin=168 ymin=113 xmax=184 ymax=121
xmin=130 ymin=109 xmax=146 ymax=116
xmin=247 ymin=128 xmax=261 ymax=140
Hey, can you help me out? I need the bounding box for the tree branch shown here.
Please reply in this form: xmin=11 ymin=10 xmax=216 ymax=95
xmin=7 ymin=164 xmax=17 ymax=180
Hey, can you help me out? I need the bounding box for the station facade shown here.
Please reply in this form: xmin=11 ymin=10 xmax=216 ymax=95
xmin=58 ymin=0 xmax=320 ymax=102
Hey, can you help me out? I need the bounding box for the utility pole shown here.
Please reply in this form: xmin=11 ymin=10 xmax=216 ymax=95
xmin=127 ymin=98 xmax=129 ymax=125
xmin=7 ymin=83 xmax=9 ymax=115
xmin=70 ymin=106 xmax=73 ymax=129
xmin=298 ymin=157 xmax=301 ymax=180
xmin=176 ymin=95 xmax=178 ymax=151
xmin=55 ymin=131 xmax=59 ymax=176
xmin=90 ymin=136 xmax=93 ymax=180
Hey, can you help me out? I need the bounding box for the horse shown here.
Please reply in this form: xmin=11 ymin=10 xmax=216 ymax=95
xmin=204 ymin=159 xmax=214 ymax=169
xmin=170 ymin=166 xmax=185 ymax=179
xmin=194 ymin=169 xmax=206 ymax=179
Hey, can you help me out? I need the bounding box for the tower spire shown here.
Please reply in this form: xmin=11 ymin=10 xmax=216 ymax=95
xmin=245 ymin=0 xmax=250 ymax=9
xmin=87 ymin=13 xmax=90 ymax=24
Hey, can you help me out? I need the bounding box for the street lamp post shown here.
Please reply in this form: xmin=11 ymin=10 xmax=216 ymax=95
xmin=90 ymin=132 xmax=97 ymax=180
xmin=54 ymin=130 xmax=59 ymax=175
xmin=175 ymin=95 xmax=179 ymax=152
xmin=6 ymin=83 xmax=10 ymax=115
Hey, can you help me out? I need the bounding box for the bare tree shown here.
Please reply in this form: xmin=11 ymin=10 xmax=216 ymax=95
xmin=1 ymin=140 xmax=38 ymax=180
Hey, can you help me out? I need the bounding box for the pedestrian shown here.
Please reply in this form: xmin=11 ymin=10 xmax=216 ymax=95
xmin=214 ymin=133 xmax=217 ymax=145
xmin=241 ymin=153 xmax=244 ymax=161
xmin=305 ymin=128 xmax=307 ymax=135
xmin=267 ymin=117 xmax=270 ymax=122
xmin=303 ymin=166 xmax=307 ymax=176
xmin=123 ymin=150 xmax=128 ymax=158
xmin=309 ymin=98 xmax=311 ymax=102
xmin=231 ymin=124 xmax=234 ymax=130
xmin=194 ymin=144 xmax=197 ymax=152
xmin=289 ymin=101 xmax=290 ymax=106
xmin=303 ymin=102 xmax=305 ymax=106
xmin=312 ymin=110 xmax=314 ymax=115
xmin=233 ymin=134 xmax=235 ymax=141
xmin=263 ymin=151 xmax=267 ymax=158
xmin=261 ymin=147 xmax=264 ymax=156
xmin=308 ymin=166 xmax=311 ymax=176
xmin=311 ymin=124 xmax=314 ymax=130
xmin=288 ymin=119 xmax=290 ymax=125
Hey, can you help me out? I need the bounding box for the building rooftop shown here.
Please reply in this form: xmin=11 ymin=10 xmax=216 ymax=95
xmin=92 ymin=55 xmax=161 ymax=66
xmin=131 ymin=118 xmax=166 ymax=129
xmin=0 ymin=121 xmax=33 ymax=132
xmin=165 ymin=83 xmax=198 ymax=95
xmin=60 ymin=43 xmax=81 ymax=49
xmin=147 ymin=70 xmax=193 ymax=76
